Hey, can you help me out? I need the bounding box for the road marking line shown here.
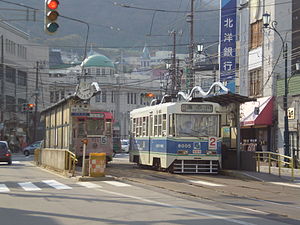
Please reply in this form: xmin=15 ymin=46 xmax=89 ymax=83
xmin=42 ymin=180 xmax=72 ymax=190
xmin=270 ymin=182 xmax=300 ymax=188
xmin=189 ymin=180 xmax=225 ymax=187
xmin=103 ymin=181 xmax=131 ymax=187
xmin=12 ymin=161 xmax=20 ymax=164
xmin=77 ymin=182 xmax=102 ymax=188
xmin=19 ymin=182 xmax=41 ymax=191
xmin=0 ymin=184 xmax=10 ymax=192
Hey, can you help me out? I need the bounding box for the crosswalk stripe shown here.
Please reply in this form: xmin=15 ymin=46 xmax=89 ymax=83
xmin=42 ymin=180 xmax=72 ymax=190
xmin=19 ymin=182 xmax=41 ymax=191
xmin=0 ymin=184 xmax=10 ymax=192
xmin=77 ymin=182 xmax=102 ymax=189
xmin=270 ymin=182 xmax=300 ymax=188
xmin=12 ymin=161 xmax=20 ymax=164
xmin=189 ymin=180 xmax=225 ymax=187
xmin=103 ymin=181 xmax=131 ymax=187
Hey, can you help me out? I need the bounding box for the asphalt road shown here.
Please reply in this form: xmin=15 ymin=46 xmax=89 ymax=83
xmin=0 ymin=153 xmax=299 ymax=225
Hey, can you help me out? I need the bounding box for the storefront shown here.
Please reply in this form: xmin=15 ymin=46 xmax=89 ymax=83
xmin=240 ymin=96 xmax=274 ymax=152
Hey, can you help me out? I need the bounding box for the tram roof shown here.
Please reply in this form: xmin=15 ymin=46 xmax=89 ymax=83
xmin=199 ymin=92 xmax=256 ymax=106
xmin=41 ymin=94 xmax=78 ymax=113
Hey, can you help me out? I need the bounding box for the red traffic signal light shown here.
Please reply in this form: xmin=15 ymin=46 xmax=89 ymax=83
xmin=27 ymin=103 xmax=35 ymax=110
xmin=145 ymin=93 xmax=155 ymax=98
xmin=47 ymin=0 xmax=59 ymax=10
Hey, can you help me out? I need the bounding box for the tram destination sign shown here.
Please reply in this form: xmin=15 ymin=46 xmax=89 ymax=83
xmin=181 ymin=104 xmax=213 ymax=113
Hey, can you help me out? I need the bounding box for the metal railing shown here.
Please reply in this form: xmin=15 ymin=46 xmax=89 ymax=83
xmin=65 ymin=150 xmax=78 ymax=176
xmin=256 ymin=151 xmax=295 ymax=181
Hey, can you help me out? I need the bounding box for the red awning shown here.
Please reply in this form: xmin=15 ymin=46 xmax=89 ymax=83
xmin=240 ymin=96 xmax=273 ymax=127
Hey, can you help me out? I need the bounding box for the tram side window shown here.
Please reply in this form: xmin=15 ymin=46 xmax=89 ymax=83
xmin=169 ymin=114 xmax=175 ymax=137
xmin=154 ymin=115 xmax=158 ymax=136
xmin=162 ymin=114 xmax=167 ymax=136
xmin=142 ymin=117 xmax=147 ymax=136
xmin=138 ymin=118 xmax=142 ymax=136
xmin=149 ymin=116 xmax=153 ymax=136
xmin=106 ymin=120 xmax=112 ymax=135
xmin=132 ymin=118 xmax=136 ymax=137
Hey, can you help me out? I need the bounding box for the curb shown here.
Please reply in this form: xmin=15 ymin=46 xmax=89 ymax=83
xmin=74 ymin=175 xmax=116 ymax=182
xmin=220 ymin=170 xmax=263 ymax=181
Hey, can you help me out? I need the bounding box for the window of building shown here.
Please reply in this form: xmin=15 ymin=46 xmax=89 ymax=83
xmin=140 ymin=93 xmax=143 ymax=105
xmin=249 ymin=69 xmax=262 ymax=97
xmin=111 ymin=91 xmax=114 ymax=103
xmin=95 ymin=91 xmax=101 ymax=102
xmin=6 ymin=95 xmax=15 ymax=112
xmin=130 ymin=93 xmax=133 ymax=104
xmin=250 ymin=20 xmax=263 ymax=50
xmin=18 ymin=71 xmax=27 ymax=86
xmin=134 ymin=93 xmax=137 ymax=104
xmin=5 ymin=66 xmax=16 ymax=83
xmin=50 ymin=91 xmax=55 ymax=103
xmin=102 ymin=90 xmax=107 ymax=102
xmin=127 ymin=93 xmax=130 ymax=104
xmin=96 ymin=69 xmax=100 ymax=75
xmin=102 ymin=68 xmax=105 ymax=75
xmin=61 ymin=90 xmax=65 ymax=99
xmin=55 ymin=91 xmax=60 ymax=102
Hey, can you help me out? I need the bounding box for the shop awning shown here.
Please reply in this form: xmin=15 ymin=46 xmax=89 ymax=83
xmin=240 ymin=96 xmax=273 ymax=127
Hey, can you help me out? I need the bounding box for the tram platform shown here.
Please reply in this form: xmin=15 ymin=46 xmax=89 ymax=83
xmin=221 ymin=166 xmax=300 ymax=182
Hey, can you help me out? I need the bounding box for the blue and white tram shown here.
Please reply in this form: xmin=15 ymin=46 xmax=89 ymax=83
xmin=129 ymin=101 xmax=222 ymax=174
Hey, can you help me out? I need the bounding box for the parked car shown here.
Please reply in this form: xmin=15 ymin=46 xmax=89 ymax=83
xmin=23 ymin=140 xmax=43 ymax=156
xmin=121 ymin=139 xmax=129 ymax=153
xmin=0 ymin=141 xmax=12 ymax=165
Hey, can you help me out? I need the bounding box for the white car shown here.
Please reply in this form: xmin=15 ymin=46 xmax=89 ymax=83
xmin=121 ymin=140 xmax=129 ymax=153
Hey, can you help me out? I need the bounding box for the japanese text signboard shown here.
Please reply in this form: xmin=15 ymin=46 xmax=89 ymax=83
xmin=219 ymin=0 xmax=237 ymax=93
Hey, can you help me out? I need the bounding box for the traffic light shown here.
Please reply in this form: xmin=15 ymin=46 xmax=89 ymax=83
xmin=145 ymin=93 xmax=155 ymax=98
xmin=21 ymin=103 xmax=28 ymax=112
xmin=44 ymin=0 xmax=59 ymax=34
xmin=27 ymin=103 xmax=35 ymax=112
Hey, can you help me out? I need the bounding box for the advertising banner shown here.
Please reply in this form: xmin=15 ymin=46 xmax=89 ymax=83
xmin=220 ymin=0 xmax=237 ymax=93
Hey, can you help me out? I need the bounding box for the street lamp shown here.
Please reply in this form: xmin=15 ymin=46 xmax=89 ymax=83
xmin=263 ymin=12 xmax=290 ymax=156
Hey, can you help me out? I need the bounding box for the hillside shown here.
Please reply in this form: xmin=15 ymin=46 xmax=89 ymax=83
xmin=0 ymin=0 xmax=219 ymax=55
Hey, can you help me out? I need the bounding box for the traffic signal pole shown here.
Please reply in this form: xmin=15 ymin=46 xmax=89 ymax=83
xmin=33 ymin=61 xmax=39 ymax=142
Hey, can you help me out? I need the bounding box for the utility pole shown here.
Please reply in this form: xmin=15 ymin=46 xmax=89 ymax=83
xmin=0 ymin=35 xmax=4 ymax=139
xmin=170 ymin=30 xmax=177 ymax=95
xmin=186 ymin=0 xmax=194 ymax=91
xmin=283 ymin=43 xmax=290 ymax=156
xmin=33 ymin=61 xmax=39 ymax=142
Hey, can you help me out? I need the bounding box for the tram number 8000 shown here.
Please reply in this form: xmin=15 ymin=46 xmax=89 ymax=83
xmin=177 ymin=144 xmax=192 ymax=149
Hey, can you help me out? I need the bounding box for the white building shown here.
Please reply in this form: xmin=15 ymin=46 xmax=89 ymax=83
xmin=49 ymin=53 xmax=161 ymax=139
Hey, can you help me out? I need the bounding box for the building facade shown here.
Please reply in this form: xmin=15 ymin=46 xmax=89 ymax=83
xmin=239 ymin=0 xmax=299 ymax=156
xmin=0 ymin=21 xmax=49 ymax=144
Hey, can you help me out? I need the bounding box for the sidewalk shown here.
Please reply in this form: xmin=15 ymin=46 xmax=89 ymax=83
xmin=221 ymin=166 xmax=300 ymax=182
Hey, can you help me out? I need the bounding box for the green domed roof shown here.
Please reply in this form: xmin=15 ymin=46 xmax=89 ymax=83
xmin=82 ymin=54 xmax=114 ymax=68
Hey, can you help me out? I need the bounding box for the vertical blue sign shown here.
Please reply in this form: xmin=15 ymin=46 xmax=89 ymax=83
xmin=220 ymin=0 xmax=237 ymax=93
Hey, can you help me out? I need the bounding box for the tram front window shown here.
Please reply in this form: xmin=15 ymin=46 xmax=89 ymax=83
xmin=176 ymin=114 xmax=218 ymax=137
xmin=87 ymin=119 xmax=104 ymax=135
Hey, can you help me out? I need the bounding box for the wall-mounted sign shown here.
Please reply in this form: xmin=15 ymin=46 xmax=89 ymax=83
xmin=288 ymin=108 xmax=295 ymax=120
xmin=219 ymin=0 xmax=237 ymax=93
